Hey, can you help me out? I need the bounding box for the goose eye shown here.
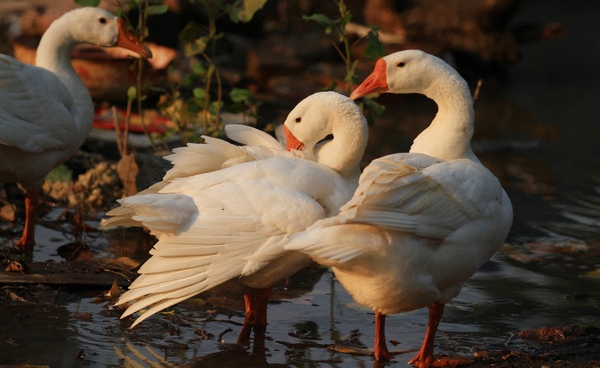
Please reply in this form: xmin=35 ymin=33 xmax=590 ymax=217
xmin=396 ymin=62 xmax=406 ymax=68
xmin=295 ymin=117 xmax=301 ymax=123
xmin=99 ymin=17 xmax=107 ymax=24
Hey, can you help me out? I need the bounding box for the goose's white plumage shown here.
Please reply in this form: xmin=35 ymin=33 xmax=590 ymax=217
xmin=162 ymin=124 xmax=288 ymax=183
xmin=103 ymin=91 xmax=369 ymax=334
xmin=0 ymin=7 xmax=151 ymax=249
xmin=285 ymin=50 xmax=513 ymax=367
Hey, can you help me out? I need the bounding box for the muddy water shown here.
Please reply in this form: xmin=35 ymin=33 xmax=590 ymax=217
xmin=2 ymin=0 xmax=600 ymax=367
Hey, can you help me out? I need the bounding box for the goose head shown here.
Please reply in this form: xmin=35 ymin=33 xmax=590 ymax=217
xmin=283 ymin=91 xmax=368 ymax=178
xmin=350 ymin=50 xmax=467 ymax=101
xmin=36 ymin=7 xmax=152 ymax=67
xmin=350 ymin=50 xmax=477 ymax=162
xmin=72 ymin=7 xmax=151 ymax=57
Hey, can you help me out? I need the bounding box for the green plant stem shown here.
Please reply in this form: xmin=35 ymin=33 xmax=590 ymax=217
xmin=331 ymin=33 xmax=353 ymax=94
xmin=342 ymin=32 xmax=352 ymax=93
xmin=134 ymin=1 xmax=159 ymax=151
xmin=200 ymin=9 xmax=223 ymax=135
xmin=210 ymin=18 xmax=222 ymax=130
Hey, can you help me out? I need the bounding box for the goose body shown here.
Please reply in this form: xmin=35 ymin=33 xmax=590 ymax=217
xmin=285 ymin=50 xmax=512 ymax=367
xmin=103 ymin=92 xmax=369 ymax=339
xmin=0 ymin=7 xmax=151 ymax=248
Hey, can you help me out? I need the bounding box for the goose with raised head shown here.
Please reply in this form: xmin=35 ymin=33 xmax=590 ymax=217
xmin=0 ymin=7 xmax=151 ymax=249
xmin=102 ymin=91 xmax=369 ymax=345
xmin=285 ymin=50 xmax=513 ymax=367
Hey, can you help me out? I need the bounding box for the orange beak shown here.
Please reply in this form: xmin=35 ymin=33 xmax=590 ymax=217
xmin=115 ymin=18 xmax=152 ymax=58
xmin=350 ymin=58 xmax=389 ymax=100
xmin=284 ymin=125 xmax=304 ymax=151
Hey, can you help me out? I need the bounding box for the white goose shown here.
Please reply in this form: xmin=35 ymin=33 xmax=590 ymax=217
xmin=0 ymin=7 xmax=151 ymax=249
xmin=103 ymin=92 xmax=369 ymax=343
xmin=285 ymin=50 xmax=513 ymax=367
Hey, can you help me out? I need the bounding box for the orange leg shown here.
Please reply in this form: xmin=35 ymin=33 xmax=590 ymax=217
xmin=14 ymin=190 xmax=38 ymax=250
xmin=408 ymin=302 xmax=474 ymax=367
xmin=408 ymin=302 xmax=444 ymax=367
xmin=374 ymin=311 xmax=394 ymax=361
xmin=236 ymin=287 xmax=271 ymax=347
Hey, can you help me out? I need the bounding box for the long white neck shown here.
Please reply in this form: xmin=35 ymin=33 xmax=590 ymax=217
xmin=35 ymin=13 xmax=94 ymax=145
xmin=315 ymin=111 xmax=369 ymax=179
xmin=409 ymin=70 xmax=479 ymax=163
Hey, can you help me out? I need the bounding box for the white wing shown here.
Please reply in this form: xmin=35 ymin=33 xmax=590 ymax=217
xmin=162 ymin=124 xmax=310 ymax=181
xmin=0 ymin=55 xmax=77 ymax=153
xmin=287 ymin=153 xmax=512 ymax=264
xmin=162 ymin=137 xmax=256 ymax=181
xmin=224 ymin=124 xmax=283 ymax=150
xmin=112 ymin=156 xmax=353 ymax=327
xmin=101 ymin=131 xmax=284 ymax=228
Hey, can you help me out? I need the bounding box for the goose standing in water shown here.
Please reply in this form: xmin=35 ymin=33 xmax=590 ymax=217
xmin=102 ymin=91 xmax=369 ymax=345
xmin=285 ymin=50 xmax=513 ymax=367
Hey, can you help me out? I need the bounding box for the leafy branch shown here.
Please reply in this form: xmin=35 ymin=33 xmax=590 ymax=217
xmin=158 ymin=0 xmax=267 ymax=141
xmin=303 ymin=0 xmax=386 ymax=124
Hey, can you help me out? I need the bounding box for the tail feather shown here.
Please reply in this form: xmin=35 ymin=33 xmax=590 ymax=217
xmin=124 ymin=294 xmax=195 ymax=328
xmin=137 ymin=254 xmax=215 ymax=274
xmin=164 ymin=138 xmax=254 ymax=181
xmin=119 ymin=262 xmax=245 ymax=327
xmin=102 ymin=194 xmax=197 ymax=236
xmin=119 ymin=272 xmax=209 ymax=303
xmin=100 ymin=206 xmax=142 ymax=229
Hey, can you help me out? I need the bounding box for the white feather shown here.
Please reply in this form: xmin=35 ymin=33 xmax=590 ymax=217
xmin=104 ymin=92 xmax=370 ymax=328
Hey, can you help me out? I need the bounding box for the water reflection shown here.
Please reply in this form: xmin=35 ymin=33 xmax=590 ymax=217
xmin=535 ymin=177 xmax=600 ymax=240
xmin=0 ymin=249 xmax=596 ymax=367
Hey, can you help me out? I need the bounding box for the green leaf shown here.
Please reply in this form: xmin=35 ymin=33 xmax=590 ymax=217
xmin=364 ymin=28 xmax=387 ymax=61
xmin=182 ymin=75 xmax=193 ymax=87
xmin=230 ymin=88 xmax=252 ymax=103
xmin=74 ymin=0 xmax=101 ymax=6
xmin=127 ymin=86 xmax=137 ymax=102
xmin=303 ymin=14 xmax=337 ymax=26
xmin=192 ymin=62 xmax=206 ymax=75
xmin=178 ymin=21 xmax=202 ymax=42
xmin=323 ymin=80 xmax=338 ymax=91
xmin=208 ymin=100 xmax=223 ymax=115
xmin=184 ymin=37 xmax=208 ymax=56
xmin=229 ymin=0 xmax=268 ymax=23
xmin=361 ymin=97 xmax=386 ymax=126
xmin=186 ymin=100 xmax=202 ymax=114
xmin=340 ymin=13 xmax=352 ymax=27
xmin=123 ymin=0 xmax=137 ymax=9
xmin=147 ymin=4 xmax=169 ymax=15
xmin=192 ymin=88 xmax=206 ymax=100
xmin=45 ymin=164 xmax=73 ymax=183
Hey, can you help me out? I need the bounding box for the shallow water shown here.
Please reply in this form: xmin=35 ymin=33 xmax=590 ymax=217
xmin=2 ymin=0 xmax=600 ymax=367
